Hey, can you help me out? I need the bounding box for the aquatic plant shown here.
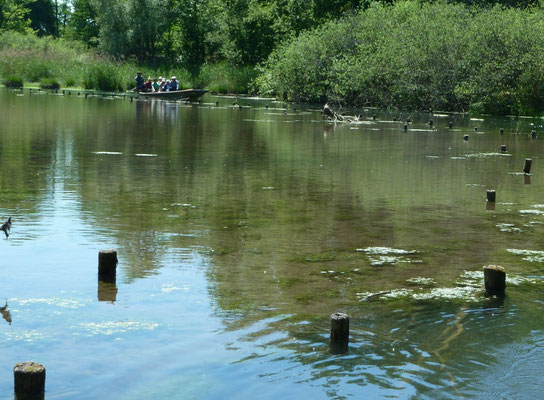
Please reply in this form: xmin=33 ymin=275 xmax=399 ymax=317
xmin=2 ymin=75 xmax=23 ymax=88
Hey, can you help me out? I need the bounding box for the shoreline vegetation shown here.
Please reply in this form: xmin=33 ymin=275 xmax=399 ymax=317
xmin=2 ymin=1 xmax=544 ymax=116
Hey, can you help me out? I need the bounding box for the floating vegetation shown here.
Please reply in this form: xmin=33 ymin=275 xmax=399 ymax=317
xmin=356 ymin=247 xmax=420 ymax=266
xmin=162 ymin=283 xmax=190 ymax=293
xmin=2 ymin=330 xmax=47 ymax=343
xmin=14 ymin=297 xmax=88 ymax=309
xmin=507 ymin=249 xmax=544 ymax=263
xmin=406 ymin=277 xmax=436 ymax=286
xmin=520 ymin=210 xmax=544 ymax=215
xmin=464 ymin=152 xmax=511 ymax=158
xmin=357 ymin=270 xmax=539 ymax=303
xmin=496 ymin=223 xmax=523 ymax=232
xmin=75 ymin=320 xmax=159 ymax=336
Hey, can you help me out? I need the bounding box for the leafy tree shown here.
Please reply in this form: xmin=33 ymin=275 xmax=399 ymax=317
xmin=66 ymin=0 xmax=99 ymax=46
xmin=0 ymin=0 xmax=34 ymax=32
xmin=27 ymin=0 xmax=56 ymax=36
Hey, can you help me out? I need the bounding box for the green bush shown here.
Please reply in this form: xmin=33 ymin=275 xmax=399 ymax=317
xmin=64 ymin=78 xmax=76 ymax=87
xmin=40 ymin=77 xmax=60 ymax=89
xmin=2 ymin=75 xmax=24 ymax=88
xmin=258 ymin=0 xmax=544 ymax=115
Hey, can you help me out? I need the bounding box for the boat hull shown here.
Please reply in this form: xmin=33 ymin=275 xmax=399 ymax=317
xmin=138 ymin=89 xmax=208 ymax=100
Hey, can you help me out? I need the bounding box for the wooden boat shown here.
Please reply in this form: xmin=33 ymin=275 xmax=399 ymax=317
xmin=138 ymin=88 xmax=208 ymax=100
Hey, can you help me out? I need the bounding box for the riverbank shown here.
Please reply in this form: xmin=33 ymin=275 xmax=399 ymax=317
xmin=4 ymin=0 xmax=544 ymax=116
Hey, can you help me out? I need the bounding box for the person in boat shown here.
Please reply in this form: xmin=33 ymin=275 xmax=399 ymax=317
xmin=152 ymin=78 xmax=160 ymax=92
xmin=163 ymin=79 xmax=171 ymax=92
xmin=135 ymin=71 xmax=145 ymax=92
xmin=144 ymin=77 xmax=153 ymax=92
xmin=170 ymin=76 xmax=179 ymax=91
xmin=158 ymin=77 xmax=165 ymax=91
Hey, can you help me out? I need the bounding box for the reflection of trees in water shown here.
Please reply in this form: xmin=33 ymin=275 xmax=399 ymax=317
xmin=218 ymin=293 xmax=543 ymax=397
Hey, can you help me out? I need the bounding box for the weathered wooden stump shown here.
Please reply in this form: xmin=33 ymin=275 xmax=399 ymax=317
xmin=98 ymin=249 xmax=118 ymax=282
xmin=448 ymin=121 xmax=453 ymax=129
xmin=499 ymin=128 xmax=504 ymax=135
xmin=474 ymin=127 xmax=478 ymax=132
xmin=329 ymin=312 xmax=349 ymax=354
xmin=14 ymin=361 xmax=45 ymax=400
xmin=500 ymin=145 xmax=507 ymax=153
xmin=486 ymin=190 xmax=496 ymax=202
xmin=403 ymin=124 xmax=408 ymax=132
xmin=463 ymin=134 xmax=469 ymax=141
xmin=483 ymin=265 xmax=506 ymax=296
xmin=523 ymin=158 xmax=532 ymax=174
xmin=531 ymin=130 xmax=537 ymax=139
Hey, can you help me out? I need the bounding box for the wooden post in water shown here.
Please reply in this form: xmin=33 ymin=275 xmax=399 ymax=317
xmin=448 ymin=121 xmax=453 ymax=129
xmin=483 ymin=265 xmax=506 ymax=296
xmin=463 ymin=134 xmax=469 ymax=141
xmin=486 ymin=190 xmax=496 ymax=203
xmin=523 ymin=158 xmax=532 ymax=174
xmin=329 ymin=312 xmax=349 ymax=354
xmin=14 ymin=362 xmax=45 ymax=400
xmin=98 ymin=249 xmax=118 ymax=282
xmin=531 ymin=130 xmax=537 ymax=139
xmin=499 ymin=128 xmax=504 ymax=135
xmin=474 ymin=127 xmax=478 ymax=132
xmin=500 ymin=145 xmax=507 ymax=153
xmin=403 ymin=124 xmax=408 ymax=132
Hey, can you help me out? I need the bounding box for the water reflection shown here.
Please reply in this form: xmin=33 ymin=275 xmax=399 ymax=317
xmin=0 ymin=301 xmax=11 ymax=325
xmin=2 ymin=89 xmax=544 ymax=398
xmin=97 ymin=280 xmax=118 ymax=303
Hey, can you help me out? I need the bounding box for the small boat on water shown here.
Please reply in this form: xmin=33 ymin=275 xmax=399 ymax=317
xmin=138 ymin=88 xmax=208 ymax=100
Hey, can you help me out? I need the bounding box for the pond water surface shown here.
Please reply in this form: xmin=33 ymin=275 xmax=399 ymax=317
xmin=1 ymin=89 xmax=543 ymax=399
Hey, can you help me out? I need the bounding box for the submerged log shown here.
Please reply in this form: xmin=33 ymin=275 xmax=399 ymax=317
xmin=483 ymin=265 xmax=506 ymax=296
xmin=14 ymin=362 xmax=45 ymax=400
xmin=98 ymin=249 xmax=118 ymax=282
xmin=322 ymin=103 xmax=343 ymax=121
xmin=486 ymin=190 xmax=496 ymax=202
xmin=329 ymin=312 xmax=349 ymax=354
xmin=523 ymin=158 xmax=532 ymax=174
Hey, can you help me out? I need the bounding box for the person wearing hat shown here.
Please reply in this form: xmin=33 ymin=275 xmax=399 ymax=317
xmin=170 ymin=76 xmax=179 ymax=91
xmin=144 ymin=76 xmax=153 ymax=92
xmin=158 ymin=77 xmax=165 ymax=91
xmin=135 ymin=71 xmax=145 ymax=92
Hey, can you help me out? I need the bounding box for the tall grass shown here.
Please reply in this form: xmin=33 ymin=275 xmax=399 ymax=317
xmin=0 ymin=31 xmax=255 ymax=93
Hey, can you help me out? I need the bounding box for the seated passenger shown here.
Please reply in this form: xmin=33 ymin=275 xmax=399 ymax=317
xmin=158 ymin=77 xmax=165 ymax=91
xmin=170 ymin=76 xmax=179 ymax=91
xmin=163 ymin=80 xmax=171 ymax=92
xmin=144 ymin=77 xmax=152 ymax=92
xmin=152 ymin=78 xmax=160 ymax=92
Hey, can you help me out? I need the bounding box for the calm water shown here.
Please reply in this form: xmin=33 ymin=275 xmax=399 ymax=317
xmin=1 ymin=89 xmax=543 ymax=399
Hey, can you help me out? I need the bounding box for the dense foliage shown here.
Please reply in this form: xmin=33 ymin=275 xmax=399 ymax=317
xmin=259 ymin=1 xmax=544 ymax=114
xmin=1 ymin=0 xmax=543 ymax=114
